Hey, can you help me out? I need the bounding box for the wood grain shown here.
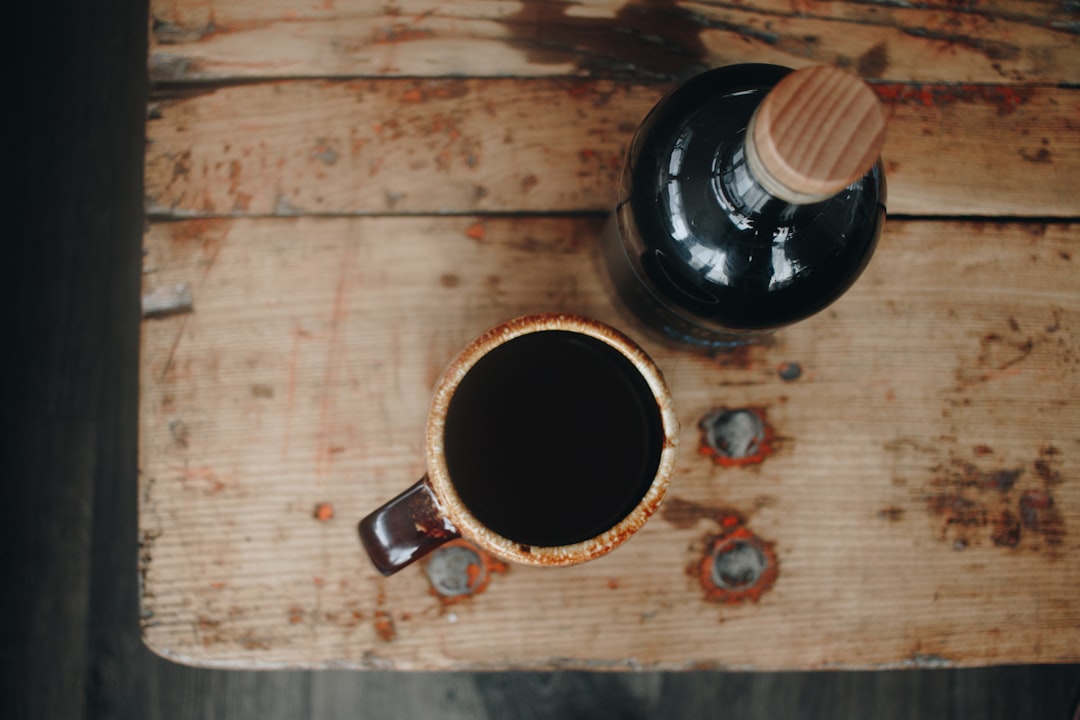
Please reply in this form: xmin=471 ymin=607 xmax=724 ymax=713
xmin=10 ymin=0 xmax=1078 ymax=716
xmin=147 ymin=0 xmax=1079 ymax=84
xmin=750 ymin=65 xmax=887 ymax=200
xmin=145 ymin=79 xmax=1080 ymax=218
xmin=139 ymin=215 xmax=1080 ymax=670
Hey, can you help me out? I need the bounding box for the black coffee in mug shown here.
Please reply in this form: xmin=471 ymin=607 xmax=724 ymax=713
xmin=443 ymin=330 xmax=664 ymax=547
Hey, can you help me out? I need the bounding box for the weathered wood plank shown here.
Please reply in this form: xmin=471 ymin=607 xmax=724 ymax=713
xmin=139 ymin=215 xmax=1080 ymax=670
xmin=144 ymin=79 xmax=1080 ymax=218
xmin=147 ymin=0 xmax=1079 ymax=84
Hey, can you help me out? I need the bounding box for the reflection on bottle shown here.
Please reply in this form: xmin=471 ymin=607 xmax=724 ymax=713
xmin=603 ymin=64 xmax=887 ymax=348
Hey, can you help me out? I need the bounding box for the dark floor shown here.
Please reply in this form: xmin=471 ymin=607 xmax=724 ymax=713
xmin=3 ymin=1 xmax=1077 ymax=718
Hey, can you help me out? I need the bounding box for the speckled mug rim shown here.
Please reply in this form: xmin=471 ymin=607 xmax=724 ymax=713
xmin=425 ymin=313 xmax=679 ymax=568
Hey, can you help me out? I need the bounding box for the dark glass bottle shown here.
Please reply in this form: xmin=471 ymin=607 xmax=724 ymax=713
xmin=603 ymin=64 xmax=887 ymax=348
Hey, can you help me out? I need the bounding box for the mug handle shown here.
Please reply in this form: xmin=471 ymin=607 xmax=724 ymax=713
xmin=358 ymin=476 xmax=460 ymax=576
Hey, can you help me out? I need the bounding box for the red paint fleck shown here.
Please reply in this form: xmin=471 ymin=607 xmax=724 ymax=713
xmin=465 ymin=220 xmax=486 ymax=241
xmin=974 ymin=444 xmax=994 ymax=456
xmin=209 ymin=582 xmax=226 ymax=590
xmin=288 ymin=606 xmax=304 ymax=624
xmin=607 ymin=578 xmax=620 ymax=590
xmin=313 ymin=502 xmax=335 ymax=521
xmin=373 ymin=610 xmax=396 ymax=641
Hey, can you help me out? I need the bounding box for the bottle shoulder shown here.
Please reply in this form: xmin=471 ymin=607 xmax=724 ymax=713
xmin=620 ymin=64 xmax=887 ymax=329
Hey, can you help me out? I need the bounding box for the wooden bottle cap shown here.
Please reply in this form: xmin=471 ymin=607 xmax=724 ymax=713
xmin=747 ymin=65 xmax=887 ymax=204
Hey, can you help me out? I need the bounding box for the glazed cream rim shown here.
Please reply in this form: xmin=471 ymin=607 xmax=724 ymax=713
xmin=424 ymin=313 xmax=680 ymax=567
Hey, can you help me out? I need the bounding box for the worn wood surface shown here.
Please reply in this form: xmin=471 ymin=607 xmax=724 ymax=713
xmin=145 ymin=79 xmax=1079 ymax=218
xmin=147 ymin=0 xmax=1078 ymax=84
xmin=11 ymin=0 xmax=1080 ymax=717
xmin=139 ymin=0 xmax=1080 ymax=673
xmin=139 ymin=216 xmax=1079 ymax=669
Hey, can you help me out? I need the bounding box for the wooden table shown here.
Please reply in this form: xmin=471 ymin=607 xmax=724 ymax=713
xmin=139 ymin=0 xmax=1079 ymax=670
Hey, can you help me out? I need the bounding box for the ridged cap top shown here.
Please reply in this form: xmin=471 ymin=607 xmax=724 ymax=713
xmin=748 ymin=65 xmax=887 ymax=203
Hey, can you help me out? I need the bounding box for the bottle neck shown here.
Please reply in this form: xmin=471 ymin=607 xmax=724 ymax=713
xmin=713 ymin=111 xmax=832 ymax=224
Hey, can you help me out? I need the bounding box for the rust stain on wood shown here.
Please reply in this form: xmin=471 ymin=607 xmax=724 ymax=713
xmin=661 ymin=496 xmax=746 ymax=530
xmin=875 ymin=84 xmax=1033 ymax=116
xmin=422 ymin=540 xmax=509 ymax=606
xmin=144 ymin=80 xmax=1078 ymax=218
xmin=922 ymin=446 xmax=1068 ymax=554
xmin=698 ymin=406 xmax=778 ymax=468
xmin=694 ymin=526 xmax=779 ymax=605
xmin=138 ymin=217 xmax=1078 ymax=667
xmin=1018 ymin=488 xmax=1066 ymax=546
xmin=166 ymin=217 xmax=232 ymax=250
xmin=665 ymin=496 xmax=779 ymax=604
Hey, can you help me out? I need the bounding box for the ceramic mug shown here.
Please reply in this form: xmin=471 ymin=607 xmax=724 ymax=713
xmin=359 ymin=313 xmax=679 ymax=575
